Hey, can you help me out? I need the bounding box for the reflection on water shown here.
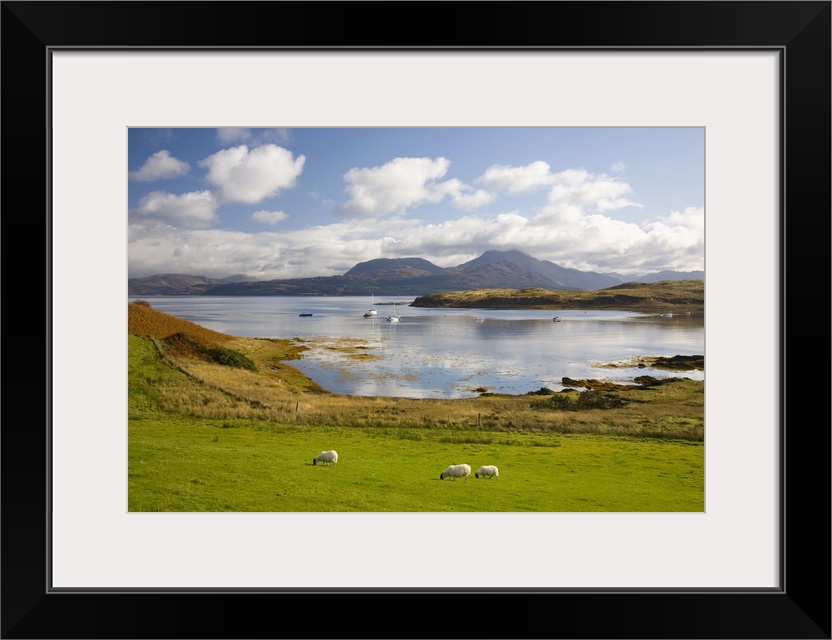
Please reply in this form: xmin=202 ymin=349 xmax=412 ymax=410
xmin=132 ymin=296 xmax=704 ymax=399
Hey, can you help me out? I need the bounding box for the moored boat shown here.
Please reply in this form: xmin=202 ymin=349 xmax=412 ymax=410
xmin=363 ymin=294 xmax=378 ymax=317
xmin=386 ymin=302 xmax=402 ymax=323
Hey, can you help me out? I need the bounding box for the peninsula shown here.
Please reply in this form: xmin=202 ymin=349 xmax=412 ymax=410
xmin=410 ymin=280 xmax=704 ymax=313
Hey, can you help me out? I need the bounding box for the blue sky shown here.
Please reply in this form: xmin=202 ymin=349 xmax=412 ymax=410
xmin=128 ymin=127 xmax=704 ymax=280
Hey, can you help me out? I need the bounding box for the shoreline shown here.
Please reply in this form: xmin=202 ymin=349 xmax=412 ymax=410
xmin=280 ymin=334 xmax=703 ymax=399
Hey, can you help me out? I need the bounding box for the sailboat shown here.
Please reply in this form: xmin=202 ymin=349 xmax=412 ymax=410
xmin=386 ymin=302 xmax=402 ymax=323
xmin=363 ymin=294 xmax=378 ymax=318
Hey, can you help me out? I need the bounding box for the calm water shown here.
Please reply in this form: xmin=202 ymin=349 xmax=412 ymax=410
xmin=131 ymin=295 xmax=704 ymax=399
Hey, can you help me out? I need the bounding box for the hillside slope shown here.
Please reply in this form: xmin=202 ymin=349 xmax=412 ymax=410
xmin=128 ymin=300 xmax=232 ymax=344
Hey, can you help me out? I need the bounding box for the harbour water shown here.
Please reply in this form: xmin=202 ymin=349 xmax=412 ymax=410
xmin=131 ymin=295 xmax=704 ymax=399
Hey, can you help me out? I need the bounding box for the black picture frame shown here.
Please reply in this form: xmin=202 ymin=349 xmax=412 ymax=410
xmin=3 ymin=2 xmax=829 ymax=638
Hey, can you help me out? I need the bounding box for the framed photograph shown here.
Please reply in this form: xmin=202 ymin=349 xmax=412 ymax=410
xmin=4 ymin=2 xmax=829 ymax=638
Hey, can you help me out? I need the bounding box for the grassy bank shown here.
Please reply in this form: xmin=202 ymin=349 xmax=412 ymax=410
xmin=128 ymin=301 xmax=704 ymax=512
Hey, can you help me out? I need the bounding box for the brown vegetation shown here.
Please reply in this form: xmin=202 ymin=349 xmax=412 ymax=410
xmin=411 ymin=280 xmax=704 ymax=313
xmin=128 ymin=300 xmax=233 ymax=345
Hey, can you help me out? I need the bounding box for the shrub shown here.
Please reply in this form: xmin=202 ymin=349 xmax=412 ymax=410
xmin=205 ymin=346 xmax=257 ymax=370
xmin=161 ymin=332 xmax=256 ymax=370
xmin=132 ymin=299 xmax=152 ymax=307
xmin=574 ymin=390 xmax=627 ymax=410
xmin=547 ymin=393 xmax=574 ymax=410
xmin=532 ymin=390 xmax=626 ymax=411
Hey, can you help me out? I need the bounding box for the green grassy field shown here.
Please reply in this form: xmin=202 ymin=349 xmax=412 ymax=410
xmin=128 ymin=417 xmax=703 ymax=512
xmin=128 ymin=302 xmax=704 ymax=512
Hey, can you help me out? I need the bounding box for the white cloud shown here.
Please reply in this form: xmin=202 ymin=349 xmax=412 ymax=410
xmin=544 ymin=170 xmax=641 ymax=215
xmin=250 ymin=210 xmax=289 ymax=225
xmin=435 ymin=178 xmax=497 ymax=210
xmin=337 ymin=157 xmax=492 ymax=217
xmin=638 ymin=207 xmax=705 ymax=267
xmin=476 ymin=160 xmax=555 ymax=193
xmin=130 ymin=190 xmax=218 ymax=228
xmin=129 ymin=206 xmax=703 ymax=279
xmin=129 ymin=150 xmax=190 ymax=182
xmin=610 ymin=161 xmax=627 ymax=173
xmin=477 ymin=162 xmax=640 ymax=214
xmin=199 ymin=144 xmax=305 ymax=204
xmin=657 ymin=206 xmax=704 ymax=236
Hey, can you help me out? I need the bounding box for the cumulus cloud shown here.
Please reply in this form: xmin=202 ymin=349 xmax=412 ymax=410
xmin=129 ymin=198 xmax=703 ymax=280
xmin=250 ymin=210 xmax=289 ymax=225
xmin=477 ymin=162 xmax=640 ymax=213
xmin=199 ymin=144 xmax=305 ymax=204
xmin=336 ymin=157 xmax=493 ymax=217
xmin=435 ymin=178 xmax=496 ymax=210
xmin=129 ymin=150 xmax=191 ymax=182
xmin=129 ymin=164 xmax=700 ymax=279
xmin=610 ymin=161 xmax=627 ymax=173
xmin=639 ymin=207 xmax=705 ymax=265
xmin=543 ymin=169 xmax=641 ymax=216
xmin=130 ymin=190 xmax=218 ymax=228
xmin=476 ymin=160 xmax=555 ymax=193
xmin=657 ymin=206 xmax=704 ymax=234
xmin=478 ymin=161 xmax=641 ymax=218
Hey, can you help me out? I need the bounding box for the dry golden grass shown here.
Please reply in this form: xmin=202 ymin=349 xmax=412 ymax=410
xmin=129 ymin=301 xmax=232 ymax=344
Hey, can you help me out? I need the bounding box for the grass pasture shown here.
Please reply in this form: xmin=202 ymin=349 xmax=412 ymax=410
xmin=128 ymin=301 xmax=704 ymax=512
xmin=129 ymin=418 xmax=702 ymax=512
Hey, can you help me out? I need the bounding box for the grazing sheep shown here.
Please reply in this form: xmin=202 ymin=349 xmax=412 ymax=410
xmin=440 ymin=464 xmax=471 ymax=481
xmin=313 ymin=450 xmax=338 ymax=466
xmin=475 ymin=465 xmax=499 ymax=479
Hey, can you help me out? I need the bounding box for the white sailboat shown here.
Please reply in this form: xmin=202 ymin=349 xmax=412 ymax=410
xmin=386 ymin=302 xmax=402 ymax=323
xmin=363 ymin=294 xmax=378 ymax=317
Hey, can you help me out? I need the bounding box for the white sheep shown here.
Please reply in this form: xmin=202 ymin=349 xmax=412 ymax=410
xmin=475 ymin=465 xmax=499 ymax=479
xmin=313 ymin=450 xmax=338 ymax=466
xmin=440 ymin=464 xmax=471 ymax=481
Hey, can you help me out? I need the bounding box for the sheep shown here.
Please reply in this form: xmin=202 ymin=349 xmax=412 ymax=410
xmin=440 ymin=464 xmax=471 ymax=481
xmin=475 ymin=465 xmax=499 ymax=479
xmin=313 ymin=450 xmax=338 ymax=466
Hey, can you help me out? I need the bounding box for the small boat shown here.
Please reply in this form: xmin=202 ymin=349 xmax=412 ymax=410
xmin=386 ymin=302 xmax=402 ymax=323
xmin=475 ymin=317 xmax=485 ymax=322
xmin=661 ymin=312 xmax=673 ymax=318
xmin=363 ymin=294 xmax=378 ymax=318
xmin=553 ymin=316 xmax=562 ymax=323
xmin=299 ymin=313 xmax=313 ymax=317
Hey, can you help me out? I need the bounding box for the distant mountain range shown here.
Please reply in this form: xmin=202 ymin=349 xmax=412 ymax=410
xmin=128 ymin=250 xmax=704 ymax=297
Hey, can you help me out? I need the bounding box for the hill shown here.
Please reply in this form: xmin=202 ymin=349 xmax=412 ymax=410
xmin=128 ymin=250 xmax=703 ymax=296
xmin=343 ymin=257 xmax=447 ymax=278
xmin=128 ymin=273 xmax=256 ymax=296
xmin=410 ymin=280 xmax=704 ymax=313
xmin=128 ymin=300 xmax=232 ymax=343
